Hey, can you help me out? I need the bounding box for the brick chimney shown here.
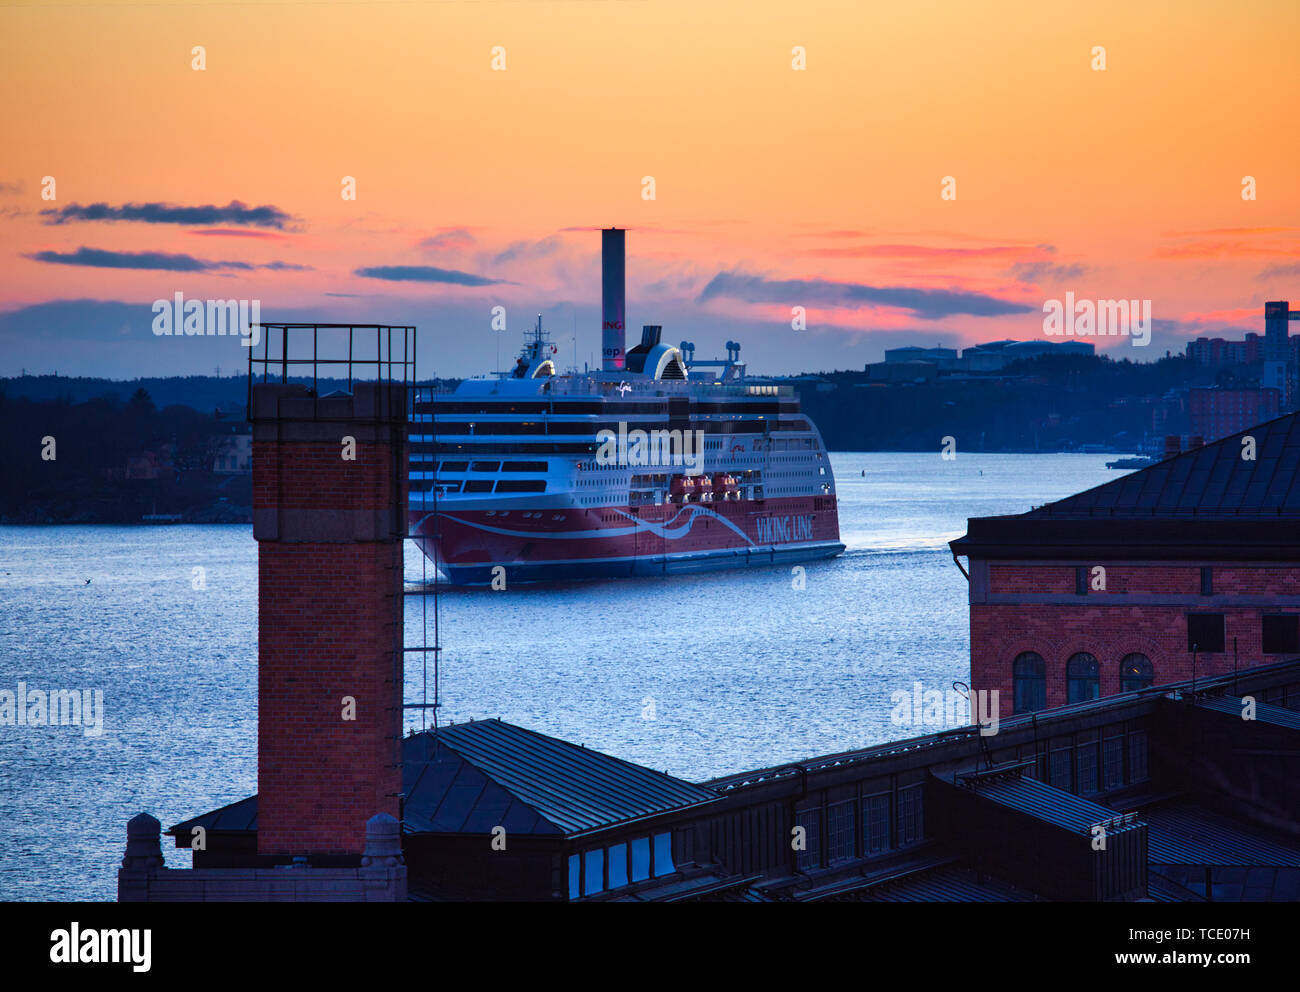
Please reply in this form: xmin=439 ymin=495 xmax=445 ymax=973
xmin=251 ymin=381 xmax=407 ymax=856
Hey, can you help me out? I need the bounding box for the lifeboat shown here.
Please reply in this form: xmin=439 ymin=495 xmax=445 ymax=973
xmin=670 ymin=475 xmax=698 ymax=503
xmin=695 ymin=475 xmax=712 ymax=501
xmin=713 ymin=473 xmax=741 ymax=501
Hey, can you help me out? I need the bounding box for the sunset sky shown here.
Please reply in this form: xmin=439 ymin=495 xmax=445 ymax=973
xmin=1 ymin=0 xmax=1298 ymax=379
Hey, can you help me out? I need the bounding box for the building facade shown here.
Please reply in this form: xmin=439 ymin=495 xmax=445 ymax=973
xmin=952 ymin=410 xmax=1300 ymax=717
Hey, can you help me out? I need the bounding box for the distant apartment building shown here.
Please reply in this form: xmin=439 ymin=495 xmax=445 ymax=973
xmin=1187 ymin=333 xmax=1262 ymax=367
xmin=867 ymin=339 xmax=1094 ymax=379
xmin=1189 ymin=387 xmax=1280 ymax=443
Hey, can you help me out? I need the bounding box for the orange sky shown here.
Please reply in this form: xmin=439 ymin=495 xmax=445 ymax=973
xmin=1 ymin=0 xmax=1298 ymax=376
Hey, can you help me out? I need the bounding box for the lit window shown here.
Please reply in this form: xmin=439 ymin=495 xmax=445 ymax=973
xmin=1119 ymin=653 xmax=1154 ymax=692
xmin=583 ymin=849 xmax=603 ymax=896
xmin=568 ymin=854 xmax=580 ymax=900
xmin=607 ymin=842 xmax=628 ymax=889
xmin=630 ymin=837 xmax=650 ymax=882
xmin=653 ymin=833 xmax=674 ymax=877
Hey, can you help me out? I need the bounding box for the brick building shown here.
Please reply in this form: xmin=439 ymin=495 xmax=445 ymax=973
xmin=1188 ymin=387 xmax=1280 ymax=443
xmin=952 ymin=410 xmax=1300 ymax=717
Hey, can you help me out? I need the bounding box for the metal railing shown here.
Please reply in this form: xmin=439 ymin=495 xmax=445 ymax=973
xmin=247 ymin=323 xmax=416 ymax=414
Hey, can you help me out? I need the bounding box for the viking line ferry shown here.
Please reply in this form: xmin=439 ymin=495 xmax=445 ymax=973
xmin=407 ymin=228 xmax=843 ymax=584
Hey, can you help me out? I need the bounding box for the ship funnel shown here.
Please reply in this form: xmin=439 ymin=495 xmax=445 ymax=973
xmin=602 ymin=228 xmax=625 ymax=371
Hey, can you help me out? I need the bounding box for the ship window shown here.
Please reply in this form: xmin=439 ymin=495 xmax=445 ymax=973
xmin=463 ymin=480 xmax=493 ymax=493
xmin=470 ymin=461 xmax=500 ymax=472
xmin=502 ymin=461 xmax=548 ymax=472
xmin=440 ymin=461 xmax=469 ymax=473
xmin=495 ymin=480 xmax=546 ymax=493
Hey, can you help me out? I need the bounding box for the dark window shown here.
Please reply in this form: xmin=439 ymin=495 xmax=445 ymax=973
xmin=1013 ymin=652 xmax=1047 ymax=713
xmin=494 ymin=479 xmax=546 ymax=493
xmin=1200 ymin=567 xmax=1213 ymax=596
xmin=1119 ymin=653 xmax=1154 ymax=692
xmin=1262 ymin=614 xmax=1300 ymax=654
xmin=1187 ymin=613 xmax=1225 ymax=653
xmin=1077 ymin=740 xmax=1099 ymax=795
xmin=1066 ymin=653 xmax=1100 ymax=703
xmin=1075 ymin=566 xmax=1088 ymax=595
xmin=1128 ymin=732 xmax=1148 ymax=782
xmin=501 ymin=461 xmax=548 ymax=472
xmin=1102 ymin=737 xmax=1124 ymax=790
xmin=1050 ymin=747 xmax=1073 ymax=790
xmin=470 ymin=461 xmax=500 ymax=473
xmin=462 ymin=480 xmax=493 ymax=493
xmin=827 ymin=801 xmax=855 ymax=863
xmin=897 ymin=785 xmax=924 ymax=847
xmin=795 ymin=809 xmax=822 ymax=871
xmin=439 ymin=460 xmax=469 ymax=473
xmin=862 ymin=794 xmax=890 ymax=854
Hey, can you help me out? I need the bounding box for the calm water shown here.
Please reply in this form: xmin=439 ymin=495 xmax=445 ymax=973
xmin=0 ymin=452 xmax=1118 ymax=900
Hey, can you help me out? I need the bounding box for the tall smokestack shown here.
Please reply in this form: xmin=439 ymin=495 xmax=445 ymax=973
xmin=602 ymin=227 xmax=625 ymax=371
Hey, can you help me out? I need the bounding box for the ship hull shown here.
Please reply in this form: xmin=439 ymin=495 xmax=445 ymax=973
xmin=409 ymin=495 xmax=843 ymax=585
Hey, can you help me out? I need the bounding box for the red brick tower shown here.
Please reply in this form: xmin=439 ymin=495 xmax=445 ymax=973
xmin=250 ymin=349 xmax=409 ymax=857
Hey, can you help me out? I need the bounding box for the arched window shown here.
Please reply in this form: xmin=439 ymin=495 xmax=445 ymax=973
xmin=1012 ymin=652 xmax=1046 ymax=713
xmin=1066 ymin=653 xmax=1100 ymax=703
xmin=1119 ymin=653 xmax=1154 ymax=692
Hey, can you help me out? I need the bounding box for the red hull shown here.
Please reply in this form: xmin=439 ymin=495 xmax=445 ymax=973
xmin=409 ymin=495 xmax=842 ymax=584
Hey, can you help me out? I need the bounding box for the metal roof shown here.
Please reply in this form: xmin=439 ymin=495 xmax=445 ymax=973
xmin=969 ymin=775 xmax=1128 ymax=833
xmin=404 ymin=719 xmax=718 ymax=836
xmin=950 ymin=411 xmax=1300 ymax=558
xmin=1033 ymin=411 xmax=1300 ymax=518
xmin=169 ymin=719 xmax=718 ymax=840
xmin=1196 ymin=694 xmax=1300 ymax=731
xmin=863 ymin=865 xmax=1038 ymax=902
xmin=1143 ymin=800 xmax=1300 ymax=867
xmin=167 ymin=795 xmax=257 ymax=836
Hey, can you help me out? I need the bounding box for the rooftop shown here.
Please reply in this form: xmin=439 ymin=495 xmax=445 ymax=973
xmin=951 ymin=409 xmax=1300 ymax=558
